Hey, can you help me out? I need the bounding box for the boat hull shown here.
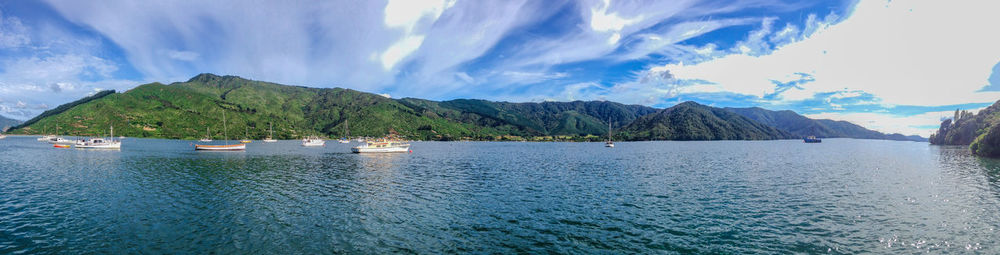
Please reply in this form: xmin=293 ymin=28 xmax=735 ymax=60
xmin=195 ymin=144 xmax=246 ymax=151
xmin=77 ymin=144 xmax=121 ymax=149
xmin=351 ymin=145 xmax=410 ymax=153
xmin=262 ymin=139 xmax=278 ymax=143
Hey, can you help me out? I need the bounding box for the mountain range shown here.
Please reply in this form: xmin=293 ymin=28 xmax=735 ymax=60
xmin=7 ymin=73 xmax=925 ymax=142
xmin=0 ymin=114 xmax=21 ymax=132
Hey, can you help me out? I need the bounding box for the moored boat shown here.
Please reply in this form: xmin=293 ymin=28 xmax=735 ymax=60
xmin=53 ymin=144 xmax=71 ymax=148
xmin=302 ymin=136 xmax=325 ymax=147
xmin=351 ymin=136 xmax=410 ymax=153
xmin=196 ymin=111 xmax=244 ymax=151
xmin=195 ymin=143 xmax=247 ymax=151
xmin=76 ymin=125 xmax=122 ymax=149
xmin=804 ymin=136 xmax=822 ymax=143
xmin=605 ymin=119 xmax=614 ymax=148
xmin=262 ymin=123 xmax=278 ymax=143
xmin=200 ymin=127 xmax=213 ymax=142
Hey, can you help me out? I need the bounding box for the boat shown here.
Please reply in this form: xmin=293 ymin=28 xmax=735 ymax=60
xmin=605 ymin=118 xmax=614 ymax=148
xmin=37 ymin=125 xmax=54 ymax=141
xmin=338 ymin=120 xmax=351 ymax=143
xmin=240 ymin=127 xmax=252 ymax=143
xmin=200 ymin=127 xmax=213 ymax=142
xmin=47 ymin=137 xmax=76 ymax=145
xmin=262 ymin=123 xmax=277 ymax=143
xmin=302 ymin=136 xmax=325 ymax=147
xmin=804 ymin=136 xmax=822 ymax=143
xmin=44 ymin=125 xmax=75 ymax=144
xmin=76 ymin=125 xmax=122 ymax=149
xmin=0 ymin=134 xmax=6 ymax=139
xmin=351 ymin=135 xmax=410 ymax=153
xmin=76 ymin=126 xmax=121 ymax=149
xmin=53 ymin=144 xmax=71 ymax=148
xmin=196 ymin=111 xmax=245 ymax=151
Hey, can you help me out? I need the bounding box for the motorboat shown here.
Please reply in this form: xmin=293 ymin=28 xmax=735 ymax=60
xmin=76 ymin=126 xmax=121 ymax=149
xmin=804 ymin=136 xmax=822 ymax=143
xmin=302 ymin=136 xmax=325 ymax=147
xmin=351 ymin=136 xmax=410 ymax=153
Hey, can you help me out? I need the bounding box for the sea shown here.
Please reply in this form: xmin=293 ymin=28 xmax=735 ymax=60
xmin=1 ymin=136 xmax=998 ymax=254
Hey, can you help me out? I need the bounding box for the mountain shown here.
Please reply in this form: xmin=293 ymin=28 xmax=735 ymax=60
xmin=930 ymin=100 xmax=1000 ymax=157
xmin=6 ymin=74 xmax=658 ymax=140
xmin=724 ymin=107 xmax=928 ymax=142
xmin=398 ymin=98 xmax=658 ymax=136
xmin=7 ymin=73 xmax=922 ymax=143
xmin=620 ymin=102 xmax=793 ymax=140
xmin=0 ymin=114 xmax=21 ymax=132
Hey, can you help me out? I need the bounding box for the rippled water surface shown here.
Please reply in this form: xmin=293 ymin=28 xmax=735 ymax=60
xmin=3 ymin=137 xmax=1000 ymax=253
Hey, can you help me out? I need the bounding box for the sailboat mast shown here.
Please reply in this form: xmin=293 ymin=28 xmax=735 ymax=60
xmin=223 ymin=111 xmax=228 ymax=145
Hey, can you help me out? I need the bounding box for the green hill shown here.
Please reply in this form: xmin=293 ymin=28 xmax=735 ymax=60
xmin=7 ymin=73 xmax=924 ymax=143
xmin=930 ymin=100 xmax=1000 ymax=157
xmin=724 ymin=107 xmax=927 ymax=142
xmin=620 ymin=102 xmax=792 ymax=140
xmin=7 ymin=74 xmax=659 ymax=140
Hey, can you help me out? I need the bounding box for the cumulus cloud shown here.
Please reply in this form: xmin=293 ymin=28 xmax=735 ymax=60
xmin=647 ymin=0 xmax=1000 ymax=107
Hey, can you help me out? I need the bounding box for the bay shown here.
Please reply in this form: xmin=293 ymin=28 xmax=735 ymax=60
xmin=1 ymin=137 xmax=999 ymax=253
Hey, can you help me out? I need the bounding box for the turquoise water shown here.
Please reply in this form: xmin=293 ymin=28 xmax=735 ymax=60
xmin=1 ymin=137 xmax=999 ymax=253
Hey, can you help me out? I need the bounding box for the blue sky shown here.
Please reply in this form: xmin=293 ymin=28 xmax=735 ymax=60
xmin=1 ymin=0 xmax=999 ymax=136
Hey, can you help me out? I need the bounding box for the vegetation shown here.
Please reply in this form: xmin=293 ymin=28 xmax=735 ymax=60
xmin=725 ymin=107 xmax=928 ymax=142
xmin=619 ymin=102 xmax=792 ymax=140
xmin=930 ymin=101 xmax=1000 ymax=157
xmin=5 ymin=73 xmax=930 ymax=143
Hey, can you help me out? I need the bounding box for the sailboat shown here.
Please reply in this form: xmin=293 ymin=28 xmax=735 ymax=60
xmin=240 ymin=127 xmax=252 ymax=143
xmin=37 ymin=125 xmax=55 ymax=141
xmin=195 ymin=111 xmax=246 ymax=151
xmin=200 ymin=127 xmax=213 ymax=142
xmin=605 ymin=119 xmax=614 ymax=148
xmin=338 ymin=120 xmax=350 ymax=143
xmin=47 ymin=124 xmax=75 ymax=145
xmin=76 ymin=125 xmax=122 ymax=149
xmin=262 ymin=123 xmax=278 ymax=143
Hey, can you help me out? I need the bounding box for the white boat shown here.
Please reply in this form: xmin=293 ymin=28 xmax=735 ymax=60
xmin=338 ymin=138 xmax=350 ymax=144
xmin=37 ymin=135 xmax=55 ymax=141
xmin=605 ymin=118 xmax=614 ymax=148
xmin=200 ymin=127 xmax=213 ymax=142
xmin=302 ymin=136 xmax=325 ymax=147
xmin=48 ymin=137 xmax=76 ymax=145
xmin=0 ymin=134 xmax=6 ymax=139
xmin=262 ymin=123 xmax=277 ymax=143
xmin=76 ymin=125 xmax=121 ymax=149
xmin=351 ymin=136 xmax=410 ymax=153
xmin=196 ymin=111 xmax=245 ymax=151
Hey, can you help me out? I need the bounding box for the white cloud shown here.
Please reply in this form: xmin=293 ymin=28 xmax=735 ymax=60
xmin=650 ymin=0 xmax=1000 ymax=107
xmin=164 ymin=50 xmax=200 ymax=61
xmin=380 ymin=0 xmax=456 ymax=70
xmin=0 ymin=9 xmax=30 ymax=48
xmin=806 ymin=110 xmax=960 ymax=137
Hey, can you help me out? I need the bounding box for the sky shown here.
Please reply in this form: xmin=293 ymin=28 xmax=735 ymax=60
xmin=1 ymin=0 xmax=999 ymax=136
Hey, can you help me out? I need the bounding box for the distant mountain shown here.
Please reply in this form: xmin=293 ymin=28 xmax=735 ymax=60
xmin=0 ymin=114 xmax=21 ymax=132
xmin=399 ymin=98 xmax=658 ymax=136
xmin=5 ymin=74 xmax=654 ymax=140
xmin=930 ymin=100 xmax=1000 ymax=157
xmin=620 ymin=102 xmax=792 ymax=140
xmin=724 ymin=107 xmax=927 ymax=142
xmin=6 ymin=73 xmax=923 ymax=143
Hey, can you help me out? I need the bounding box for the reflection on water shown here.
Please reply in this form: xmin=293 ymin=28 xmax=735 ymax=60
xmin=3 ymin=137 xmax=1000 ymax=253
